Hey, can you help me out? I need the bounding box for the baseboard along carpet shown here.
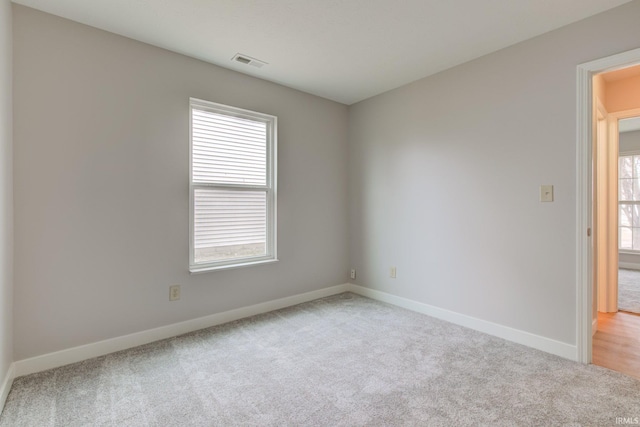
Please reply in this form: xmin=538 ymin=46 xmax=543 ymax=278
xmin=619 ymin=268 xmax=640 ymax=314
xmin=1 ymin=293 xmax=639 ymax=426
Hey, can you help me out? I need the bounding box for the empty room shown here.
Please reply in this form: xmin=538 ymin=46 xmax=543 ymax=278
xmin=1 ymin=0 xmax=640 ymax=425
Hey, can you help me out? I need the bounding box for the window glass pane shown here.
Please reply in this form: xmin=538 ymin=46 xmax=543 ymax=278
xmin=620 ymin=227 xmax=633 ymax=250
xmin=620 ymin=156 xmax=633 ymax=179
xmin=619 ymin=179 xmax=634 ymax=201
xmin=633 ymin=228 xmax=640 ymax=251
xmin=192 ymin=108 xmax=267 ymax=186
xmin=634 ymin=205 xmax=640 ymax=228
xmin=634 ymin=156 xmax=640 ymax=179
xmin=620 ymin=203 xmax=633 ymax=227
xmin=634 ymin=179 xmax=640 ymax=201
xmin=193 ymin=188 xmax=267 ymax=263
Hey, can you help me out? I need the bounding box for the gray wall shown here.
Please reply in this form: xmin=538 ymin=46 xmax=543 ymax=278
xmin=619 ymin=129 xmax=640 ymax=268
xmin=348 ymin=1 xmax=640 ymax=345
xmin=12 ymin=1 xmax=640 ymax=362
xmin=619 ymin=129 xmax=640 ymax=153
xmin=13 ymin=6 xmax=349 ymax=360
xmin=0 ymin=0 xmax=13 ymax=382
xmin=619 ymin=252 xmax=640 ymax=268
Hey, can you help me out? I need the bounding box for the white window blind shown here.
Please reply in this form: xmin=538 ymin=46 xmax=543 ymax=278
xmin=192 ymin=109 xmax=267 ymax=185
xmin=190 ymin=99 xmax=277 ymax=272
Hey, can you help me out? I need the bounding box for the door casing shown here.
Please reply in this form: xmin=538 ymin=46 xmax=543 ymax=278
xmin=577 ymin=48 xmax=640 ymax=363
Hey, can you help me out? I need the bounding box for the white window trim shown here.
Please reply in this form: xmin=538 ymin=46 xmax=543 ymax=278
xmin=619 ymin=150 xmax=640 ymax=156
xmin=189 ymin=98 xmax=278 ymax=273
xmin=619 ymin=250 xmax=640 ymax=255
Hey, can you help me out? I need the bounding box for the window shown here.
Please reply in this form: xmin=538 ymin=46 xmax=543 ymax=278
xmin=619 ymin=153 xmax=640 ymax=251
xmin=189 ymin=98 xmax=277 ymax=272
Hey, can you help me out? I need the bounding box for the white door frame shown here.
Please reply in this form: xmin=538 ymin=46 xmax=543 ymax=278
xmin=576 ymin=47 xmax=640 ymax=363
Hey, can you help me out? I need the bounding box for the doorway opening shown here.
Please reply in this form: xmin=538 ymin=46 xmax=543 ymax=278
xmin=579 ymin=57 xmax=640 ymax=380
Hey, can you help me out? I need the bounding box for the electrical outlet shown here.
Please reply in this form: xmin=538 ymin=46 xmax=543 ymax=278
xmin=390 ymin=267 xmax=397 ymax=279
xmin=169 ymin=285 xmax=181 ymax=301
xmin=350 ymin=269 xmax=356 ymax=280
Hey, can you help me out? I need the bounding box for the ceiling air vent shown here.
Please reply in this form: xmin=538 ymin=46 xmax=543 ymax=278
xmin=231 ymin=53 xmax=267 ymax=68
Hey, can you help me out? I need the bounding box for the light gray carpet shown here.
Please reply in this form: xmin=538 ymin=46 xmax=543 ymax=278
xmin=1 ymin=293 xmax=639 ymax=426
xmin=619 ymin=268 xmax=640 ymax=314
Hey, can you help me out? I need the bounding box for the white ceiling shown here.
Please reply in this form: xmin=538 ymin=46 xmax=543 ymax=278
xmin=12 ymin=0 xmax=632 ymax=105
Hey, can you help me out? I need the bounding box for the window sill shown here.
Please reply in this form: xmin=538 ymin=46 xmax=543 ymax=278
xmin=619 ymin=250 xmax=640 ymax=255
xmin=189 ymin=258 xmax=279 ymax=274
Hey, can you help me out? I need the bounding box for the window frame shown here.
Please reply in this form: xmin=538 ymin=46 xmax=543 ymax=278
xmin=618 ymin=151 xmax=640 ymax=253
xmin=189 ymin=98 xmax=277 ymax=273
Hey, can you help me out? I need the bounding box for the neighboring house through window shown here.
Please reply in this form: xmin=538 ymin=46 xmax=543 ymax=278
xmin=189 ymin=98 xmax=277 ymax=272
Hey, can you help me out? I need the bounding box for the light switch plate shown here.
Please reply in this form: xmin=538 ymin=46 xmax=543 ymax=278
xmin=540 ymin=185 xmax=554 ymax=202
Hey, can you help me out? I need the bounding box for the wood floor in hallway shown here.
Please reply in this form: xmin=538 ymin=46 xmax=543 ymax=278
xmin=593 ymin=311 xmax=640 ymax=381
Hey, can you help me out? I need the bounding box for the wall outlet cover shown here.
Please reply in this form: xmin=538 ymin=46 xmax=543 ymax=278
xmin=169 ymin=285 xmax=181 ymax=301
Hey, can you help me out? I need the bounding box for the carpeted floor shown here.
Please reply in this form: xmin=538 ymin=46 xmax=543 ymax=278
xmin=1 ymin=293 xmax=639 ymax=426
xmin=619 ymin=268 xmax=640 ymax=314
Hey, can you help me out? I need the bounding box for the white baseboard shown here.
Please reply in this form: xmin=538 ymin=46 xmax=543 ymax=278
xmin=0 ymin=363 xmax=15 ymax=411
xmin=619 ymin=262 xmax=640 ymax=270
xmin=346 ymin=284 xmax=578 ymax=361
xmin=13 ymin=281 xmax=581 ymax=378
xmin=592 ymin=317 xmax=598 ymax=336
xmin=14 ymin=284 xmax=349 ymax=377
